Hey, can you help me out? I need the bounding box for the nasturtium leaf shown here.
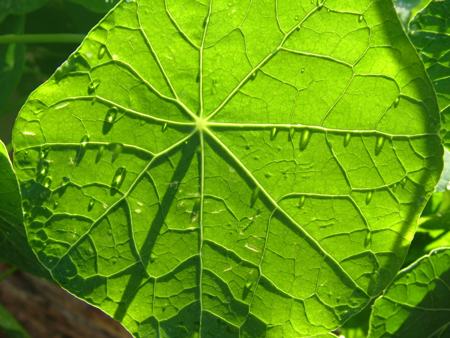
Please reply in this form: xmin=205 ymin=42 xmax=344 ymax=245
xmin=12 ymin=0 xmax=443 ymax=336
xmin=368 ymin=248 xmax=450 ymax=338
xmin=69 ymin=0 xmax=120 ymax=13
xmin=0 ymin=15 xmax=26 ymax=114
xmin=0 ymin=303 xmax=30 ymax=338
xmin=0 ymin=0 xmax=47 ymax=23
xmin=407 ymin=0 xmax=450 ymax=147
xmin=0 ymin=140 xmax=47 ymax=276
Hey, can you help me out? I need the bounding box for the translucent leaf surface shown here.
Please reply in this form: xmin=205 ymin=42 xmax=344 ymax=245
xmin=368 ymin=248 xmax=450 ymax=338
xmin=0 ymin=140 xmax=46 ymax=276
xmin=407 ymin=0 xmax=450 ymax=147
xmin=12 ymin=0 xmax=443 ymax=336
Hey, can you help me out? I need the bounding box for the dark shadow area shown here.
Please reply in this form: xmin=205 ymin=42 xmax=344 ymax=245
xmin=113 ymin=137 xmax=198 ymax=321
xmin=367 ymin=0 xmax=443 ymax=298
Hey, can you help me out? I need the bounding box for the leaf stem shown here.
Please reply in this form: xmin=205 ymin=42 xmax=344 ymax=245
xmin=0 ymin=34 xmax=85 ymax=44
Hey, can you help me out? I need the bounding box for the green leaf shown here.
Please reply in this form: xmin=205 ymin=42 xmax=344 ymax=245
xmin=369 ymin=248 xmax=450 ymax=338
xmin=0 ymin=303 xmax=30 ymax=338
xmin=338 ymin=303 xmax=371 ymax=338
xmin=0 ymin=140 xmax=25 ymax=247
xmin=0 ymin=140 xmax=47 ymax=276
xmin=0 ymin=0 xmax=48 ymax=22
xmin=0 ymin=15 xmax=26 ymax=114
xmin=12 ymin=0 xmax=442 ymax=336
xmin=407 ymin=0 xmax=450 ymax=147
xmin=68 ymin=0 xmax=120 ymax=13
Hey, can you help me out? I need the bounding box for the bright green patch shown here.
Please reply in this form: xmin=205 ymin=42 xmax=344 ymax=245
xmin=12 ymin=0 xmax=442 ymax=336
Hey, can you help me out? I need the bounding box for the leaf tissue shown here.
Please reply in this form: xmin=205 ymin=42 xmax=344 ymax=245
xmin=11 ymin=0 xmax=443 ymax=336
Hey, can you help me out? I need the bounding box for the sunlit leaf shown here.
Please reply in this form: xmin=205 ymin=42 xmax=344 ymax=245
xmin=369 ymin=248 xmax=450 ymax=338
xmin=12 ymin=0 xmax=442 ymax=336
xmin=0 ymin=140 xmax=47 ymax=276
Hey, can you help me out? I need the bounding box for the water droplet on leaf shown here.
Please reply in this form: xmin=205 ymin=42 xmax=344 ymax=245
xmin=88 ymin=79 xmax=101 ymax=95
xmin=394 ymin=96 xmax=400 ymax=108
xmin=112 ymin=167 xmax=127 ymax=190
xmin=98 ymin=45 xmax=107 ymax=59
xmin=38 ymin=160 xmax=49 ymax=178
xmin=250 ymin=187 xmax=259 ymax=207
xmin=162 ymin=123 xmax=168 ymax=132
xmin=299 ymin=129 xmax=311 ymax=151
xmin=344 ymin=133 xmax=351 ymax=147
xmin=243 ymin=282 xmax=253 ymax=299
xmin=191 ymin=200 xmax=201 ymax=223
xmin=111 ymin=143 xmax=124 ymax=163
xmin=288 ymin=128 xmax=295 ymax=141
xmin=96 ymin=145 xmax=105 ymax=163
xmin=88 ymin=198 xmax=95 ymax=211
xmin=375 ymin=135 xmax=386 ymax=155
xmin=401 ymin=177 xmax=408 ymax=187
xmin=270 ymin=127 xmax=278 ymax=140
xmin=103 ymin=107 xmax=118 ymax=134
xmin=43 ymin=176 xmax=52 ymax=189
xmin=40 ymin=146 xmax=50 ymax=159
xmin=298 ymin=195 xmax=306 ymax=208
xmin=75 ymin=135 xmax=89 ymax=165
xmin=364 ymin=232 xmax=372 ymax=247
xmin=365 ymin=191 xmax=373 ymax=205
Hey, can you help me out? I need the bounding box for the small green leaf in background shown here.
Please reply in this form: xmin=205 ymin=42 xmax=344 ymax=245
xmin=369 ymin=248 xmax=450 ymax=338
xmin=68 ymin=0 xmax=120 ymax=13
xmin=0 ymin=303 xmax=30 ymax=338
xmin=0 ymin=0 xmax=48 ymax=23
xmin=0 ymin=15 xmax=26 ymax=115
xmin=0 ymin=140 xmax=47 ymax=277
xmin=407 ymin=0 xmax=450 ymax=147
xmin=11 ymin=0 xmax=443 ymax=336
